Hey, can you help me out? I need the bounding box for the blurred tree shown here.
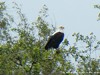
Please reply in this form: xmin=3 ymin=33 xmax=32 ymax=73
xmin=94 ymin=4 xmax=100 ymax=21
xmin=0 ymin=1 xmax=100 ymax=75
xmin=0 ymin=2 xmax=73 ymax=75
xmin=72 ymin=33 xmax=100 ymax=75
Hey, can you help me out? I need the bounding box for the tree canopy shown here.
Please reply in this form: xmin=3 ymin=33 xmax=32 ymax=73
xmin=0 ymin=1 xmax=100 ymax=75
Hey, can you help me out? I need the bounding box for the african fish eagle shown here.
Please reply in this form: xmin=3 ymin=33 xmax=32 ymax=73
xmin=45 ymin=26 xmax=64 ymax=50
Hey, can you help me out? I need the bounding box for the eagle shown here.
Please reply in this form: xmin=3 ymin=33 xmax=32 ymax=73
xmin=45 ymin=26 xmax=64 ymax=50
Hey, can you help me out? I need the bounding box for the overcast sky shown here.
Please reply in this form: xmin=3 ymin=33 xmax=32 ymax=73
xmin=4 ymin=0 xmax=100 ymax=38
xmin=2 ymin=0 xmax=100 ymax=58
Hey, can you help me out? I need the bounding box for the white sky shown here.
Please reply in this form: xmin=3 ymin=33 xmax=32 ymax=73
xmin=2 ymin=0 xmax=100 ymax=58
xmin=4 ymin=0 xmax=100 ymax=38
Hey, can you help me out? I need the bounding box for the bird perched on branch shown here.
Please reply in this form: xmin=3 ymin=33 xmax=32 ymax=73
xmin=45 ymin=26 xmax=64 ymax=51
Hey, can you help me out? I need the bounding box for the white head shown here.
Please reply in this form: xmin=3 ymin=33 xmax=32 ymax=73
xmin=59 ymin=26 xmax=64 ymax=30
xmin=52 ymin=25 xmax=64 ymax=35
xmin=57 ymin=26 xmax=64 ymax=33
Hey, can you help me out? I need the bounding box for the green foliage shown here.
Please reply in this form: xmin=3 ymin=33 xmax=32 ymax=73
xmin=73 ymin=33 xmax=100 ymax=75
xmin=0 ymin=1 xmax=100 ymax=75
xmin=94 ymin=4 xmax=100 ymax=21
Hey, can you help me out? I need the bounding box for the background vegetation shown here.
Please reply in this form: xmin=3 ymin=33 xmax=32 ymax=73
xmin=0 ymin=1 xmax=100 ymax=75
